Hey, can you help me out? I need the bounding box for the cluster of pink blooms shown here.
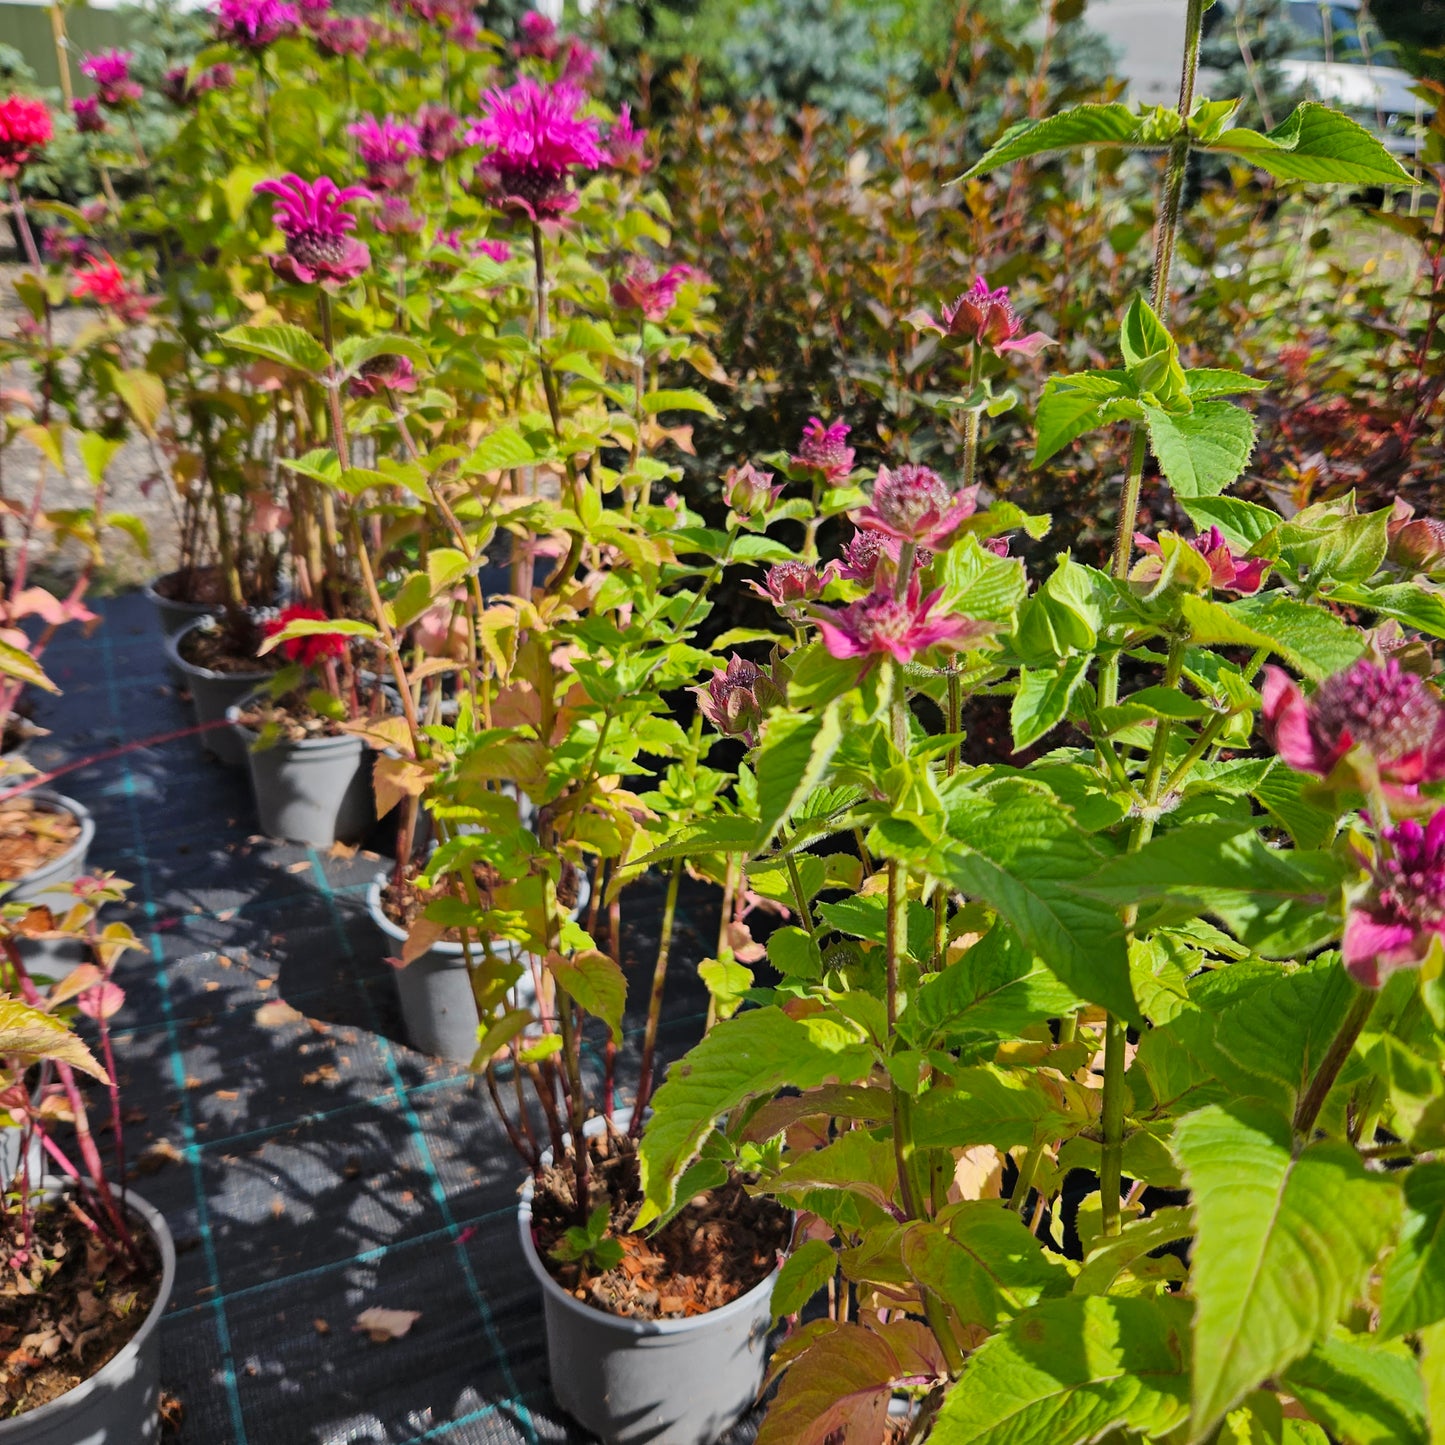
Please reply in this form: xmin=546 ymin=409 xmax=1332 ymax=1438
xmin=1133 ymin=526 xmax=1269 ymax=595
xmin=610 ymin=258 xmax=693 ymax=323
xmin=312 ymin=15 xmax=377 ymax=56
xmin=398 ymin=0 xmax=477 ymax=43
xmin=1345 ymin=810 xmax=1445 ymax=987
xmin=72 ymin=97 xmax=106 ymax=135
xmin=80 ymin=50 xmax=142 ymax=108
xmin=214 ymin=0 xmax=301 ymax=50
xmin=254 ymin=174 xmax=372 ymax=287
xmin=605 ymin=105 xmax=650 ymax=174
xmin=349 ymin=114 xmax=420 ymax=192
xmin=0 ymin=94 xmax=52 ymax=180
xmin=71 ymin=257 xmax=154 ymax=322
xmin=852 ymin=464 xmax=978 ymax=551
xmin=435 ymin=231 xmax=513 ymax=264
xmin=911 ymin=276 xmax=1054 ymax=359
xmin=468 ymin=78 xmax=604 ymax=219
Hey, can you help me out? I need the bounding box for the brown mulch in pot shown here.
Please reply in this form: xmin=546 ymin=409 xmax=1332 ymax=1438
xmin=234 ymin=684 xmax=391 ymax=743
xmin=0 ymin=798 xmax=81 ymax=882
xmin=176 ymin=617 xmax=273 ymax=677
xmin=0 ymin=1198 xmax=161 ymax=1418
xmin=381 ymin=857 xmax=581 ymax=941
xmin=151 ymin=566 xmax=228 ymax=606
xmin=530 ymin=1125 xmax=790 ymax=1322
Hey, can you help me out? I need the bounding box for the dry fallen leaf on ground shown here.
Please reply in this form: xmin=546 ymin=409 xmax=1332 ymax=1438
xmin=256 ymin=1000 xmax=303 ymax=1027
xmin=354 ymin=1308 xmax=420 ymax=1342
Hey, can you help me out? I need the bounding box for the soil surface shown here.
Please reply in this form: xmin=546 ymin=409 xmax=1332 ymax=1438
xmin=0 ymin=797 xmax=81 ymax=881
xmin=235 ymin=685 xmax=392 ymax=743
xmin=150 ymin=566 xmax=229 ymax=607
xmin=177 ymin=617 xmax=274 ymax=677
xmin=530 ymin=1125 xmax=789 ymax=1322
xmin=381 ymin=858 xmax=580 ymax=939
xmin=0 ymin=1196 xmax=161 ymax=1418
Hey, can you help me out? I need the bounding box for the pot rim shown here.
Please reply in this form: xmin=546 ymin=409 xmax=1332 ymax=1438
xmin=0 ymin=1186 xmax=176 ymax=1437
xmin=226 ymin=690 xmax=370 ymax=755
xmin=163 ymin=618 xmax=273 ymax=686
xmin=0 ymin=789 xmax=96 ymax=901
xmin=142 ymin=569 xmax=223 ymax=614
xmin=516 ymin=1112 xmax=781 ymax=1339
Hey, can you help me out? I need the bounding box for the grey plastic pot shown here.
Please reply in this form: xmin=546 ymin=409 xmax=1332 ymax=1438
xmin=144 ymin=570 xmax=223 ymax=687
xmin=0 ymin=1187 xmax=175 ymax=1444
xmin=518 ymin=1120 xmax=779 ymax=1445
xmin=164 ymin=620 xmax=271 ymax=768
xmin=365 ymin=868 xmax=589 ymax=1063
xmin=3 ymin=791 xmax=96 ymax=980
xmin=227 ymin=696 xmax=375 ymax=848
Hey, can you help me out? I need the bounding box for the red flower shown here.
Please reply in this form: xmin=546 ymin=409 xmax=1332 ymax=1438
xmin=72 ymin=257 xmax=154 ymax=322
xmin=263 ymin=604 xmax=349 ymax=667
xmin=0 ymin=94 xmax=52 ymax=180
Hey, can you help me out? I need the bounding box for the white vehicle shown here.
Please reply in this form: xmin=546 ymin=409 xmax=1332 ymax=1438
xmin=1277 ymin=0 xmax=1426 ymax=154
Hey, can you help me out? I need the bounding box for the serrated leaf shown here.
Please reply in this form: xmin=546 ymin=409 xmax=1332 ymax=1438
xmin=0 ymin=639 xmax=58 ymax=694
xmin=1203 ymin=101 xmax=1417 ymax=185
xmin=643 ymin=388 xmax=720 ymax=418
xmin=1012 ymin=655 xmax=1092 ymax=751
xmin=0 ymin=998 xmax=107 ymax=1079
xmin=549 ymin=949 xmax=625 ymax=1044
xmin=1179 ymin=496 xmax=1281 ymax=551
xmin=1144 ymin=400 xmax=1256 ymax=499
xmin=1380 ymin=1162 xmax=1445 ymax=1338
xmin=1184 ymin=368 xmax=1270 ymax=401
xmin=1281 ymin=1334 xmax=1427 ymax=1445
xmin=962 ymin=103 xmax=1182 ymax=179
xmin=1173 ymin=1101 xmax=1402 ymax=1440
xmin=753 ymin=705 xmax=844 ymax=851
xmin=910 ymin=1065 xmax=1082 ymax=1152
xmin=1181 ymin=594 xmax=1365 ymax=681
xmin=468 ymin=425 xmax=534 ymax=474
xmin=1033 ymin=382 xmax=1112 ymax=465
xmin=771 ymin=1239 xmax=836 ymax=1321
xmin=78 ymin=431 xmax=124 ymax=484
xmin=109 ymin=368 xmax=166 ymax=439
xmin=636 ymin=1007 xmax=872 ymax=1226
xmin=931 ymin=1295 xmax=1192 ymax=1444
xmin=220 ymin=323 xmax=331 ymax=376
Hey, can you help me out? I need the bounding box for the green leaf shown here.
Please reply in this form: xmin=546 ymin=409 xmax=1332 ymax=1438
xmin=1203 ymin=102 xmax=1417 ymax=186
xmin=1173 ymin=1102 xmax=1403 ymax=1440
xmin=962 ymin=103 xmax=1182 ymax=179
xmin=1183 ymin=368 xmax=1270 ymax=401
xmin=470 ymin=1007 xmax=536 ymax=1069
xmin=1281 ymin=1334 xmax=1428 ymax=1445
xmin=219 ymin=323 xmax=331 ymax=377
xmin=643 ymin=388 xmax=721 ymax=418
xmin=1380 ymin=1162 xmax=1445 ymax=1338
xmin=902 ymin=1207 xmax=1070 ymax=1328
xmin=1181 ymin=594 xmax=1365 ymax=681
xmin=1012 ymin=655 xmax=1092 ymax=751
xmin=771 ymin=1239 xmax=837 ymax=1321
xmin=1078 ymin=820 xmax=1349 ymax=957
xmin=937 ymin=539 xmax=1029 ymax=625
xmin=77 ymin=430 xmax=123 ymax=484
xmin=752 ymin=705 xmax=845 ymax=851
xmin=467 ymin=425 xmax=535 ymax=474
xmin=0 ymin=639 xmax=58 ymax=694
xmin=636 ymin=1007 xmax=872 ymax=1226
xmin=426 ymin=547 xmax=470 ymax=594
xmin=1073 ymin=1206 xmax=1194 ymax=1295
xmin=941 ymin=781 xmax=1133 ymax=1020
xmin=257 ymin=616 xmax=380 ymax=655
xmin=910 ymin=1065 xmax=1083 ymax=1152
xmin=333 ymin=334 xmax=430 ymax=380
xmin=1179 ymin=496 xmax=1281 ymax=551
xmin=0 ymin=998 xmax=107 ymax=1079
xmin=549 ymin=949 xmax=625 ymax=1044
xmin=109 ymin=367 xmax=166 ymax=439
xmin=1033 ymin=381 xmax=1113 ymax=466
xmin=1143 ymin=400 xmax=1256 ymax=499
xmin=931 ymin=1295 xmax=1192 ymax=1444
xmin=1120 ymin=294 xmax=1175 ymax=369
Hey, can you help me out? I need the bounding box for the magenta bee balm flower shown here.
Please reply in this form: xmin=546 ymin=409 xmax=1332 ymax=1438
xmin=214 ymin=0 xmax=301 ymax=48
xmin=911 ymin=276 xmax=1054 ymax=358
xmin=254 ymin=174 xmax=372 ymax=287
xmin=694 ymin=656 xmax=783 ymax=747
xmin=1263 ymin=657 xmax=1445 ymax=798
xmin=835 ymin=529 xmax=930 ymax=586
xmin=313 ymin=15 xmax=373 ymax=54
xmin=1133 ymin=526 xmax=1269 ymax=595
xmin=610 ymin=258 xmax=692 ymax=322
xmin=81 ymin=51 xmax=142 ymax=108
xmin=749 ymin=562 xmax=826 ymax=614
xmin=1344 ymin=809 xmax=1445 ymax=987
xmin=852 ymin=464 xmax=977 ymax=550
xmin=724 ymin=463 xmax=781 ymax=518
xmin=812 ymin=576 xmax=992 ymax=666
xmin=415 ymin=103 xmax=461 ymax=163
xmin=606 ymin=104 xmax=651 ymax=174
xmin=72 ymin=96 xmax=106 ymax=134
xmin=469 ymin=78 xmax=603 ymax=219
xmin=349 ymin=114 xmax=420 ymax=191
xmin=1387 ymin=500 xmax=1445 ymax=574
xmin=792 ymin=418 xmax=854 ymax=483
xmin=349 ymin=353 xmax=416 ymax=398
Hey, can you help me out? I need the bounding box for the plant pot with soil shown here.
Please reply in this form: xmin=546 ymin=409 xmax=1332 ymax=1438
xmin=0 ymin=791 xmax=96 ymax=980
xmin=519 ymin=1120 xmax=787 ymax=1445
xmin=165 ymin=614 xmax=276 ymax=767
xmin=142 ymin=564 xmax=230 ymax=643
xmin=367 ymin=855 xmax=590 ymax=1063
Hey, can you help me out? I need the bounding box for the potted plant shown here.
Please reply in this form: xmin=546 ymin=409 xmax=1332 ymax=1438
xmin=629 ymin=10 xmax=1445 ymax=1442
xmin=0 ymin=884 xmax=170 ymax=1441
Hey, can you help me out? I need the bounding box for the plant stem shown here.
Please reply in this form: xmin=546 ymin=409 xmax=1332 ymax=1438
xmin=7 ymin=183 xmax=43 ymax=272
xmin=631 ymin=856 xmax=683 ymax=1130
xmin=1295 ymin=987 xmax=1376 ymax=1138
xmin=1098 ymin=1013 xmax=1129 ymax=1235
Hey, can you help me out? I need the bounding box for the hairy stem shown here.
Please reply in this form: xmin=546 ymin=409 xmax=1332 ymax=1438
xmin=1295 ymin=987 xmax=1377 ymax=1138
xmin=632 ymin=856 xmax=683 ymax=1130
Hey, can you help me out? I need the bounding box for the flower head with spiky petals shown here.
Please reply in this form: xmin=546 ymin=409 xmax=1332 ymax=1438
xmin=214 ymin=0 xmax=301 ymax=48
xmin=72 ymin=96 xmax=106 ymax=134
xmin=349 ymin=353 xmax=416 ymax=398
xmin=72 ymin=256 xmax=154 ymax=322
xmin=468 ymin=78 xmax=603 ymax=220
xmin=812 ymin=575 xmax=992 ymax=666
xmin=910 ymin=276 xmax=1054 ymax=359
xmin=1133 ymin=526 xmax=1270 ymax=595
xmin=254 ymin=174 xmax=372 ymax=288
xmin=610 ymin=257 xmax=692 ymax=322
xmin=80 ymin=50 xmax=142 ymax=108
xmin=606 ymin=103 xmax=651 ymax=173
xmin=415 ymin=103 xmax=461 ymax=163
xmin=792 ymin=417 xmax=854 ymax=483
xmin=350 ymin=114 xmax=420 ymax=192
xmin=0 ymin=95 xmax=52 ymax=180
xmin=852 ymin=463 xmax=977 ymax=550
xmin=748 ymin=561 xmax=826 ymax=614
xmin=1263 ymin=657 xmax=1445 ymax=802
xmin=475 ymin=238 xmax=512 ymax=263
xmin=516 ymin=10 xmax=559 ymax=59
xmin=694 ymin=655 xmax=783 ymax=746
xmin=835 ymin=529 xmax=930 ymax=587
xmin=1344 ymin=809 xmax=1445 ymax=987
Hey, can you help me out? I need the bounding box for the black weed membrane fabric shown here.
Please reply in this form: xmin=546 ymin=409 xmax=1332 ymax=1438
xmin=29 ymin=593 xmax=764 ymax=1445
